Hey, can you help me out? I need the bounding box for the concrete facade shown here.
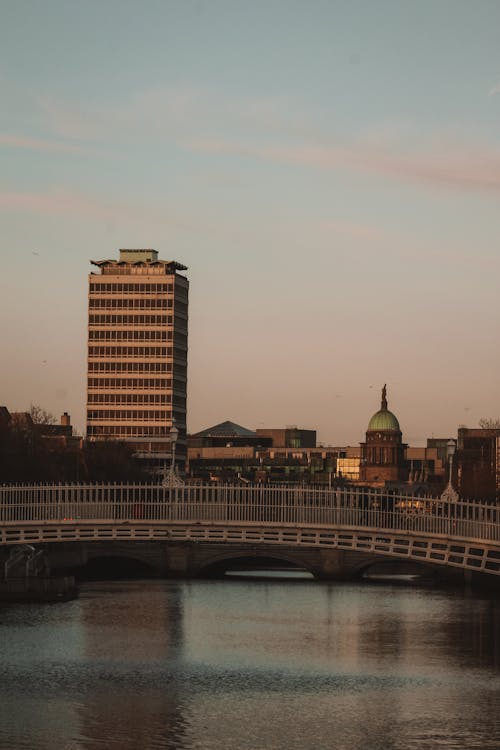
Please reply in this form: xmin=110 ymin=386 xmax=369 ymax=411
xmin=86 ymin=249 xmax=188 ymax=470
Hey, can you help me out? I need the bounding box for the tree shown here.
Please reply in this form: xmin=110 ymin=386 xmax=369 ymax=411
xmin=478 ymin=417 xmax=500 ymax=429
xmin=30 ymin=403 xmax=56 ymax=425
xmin=83 ymin=440 xmax=150 ymax=482
xmin=0 ymin=416 xmax=49 ymax=482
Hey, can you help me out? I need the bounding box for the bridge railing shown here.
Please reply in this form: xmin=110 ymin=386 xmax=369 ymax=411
xmin=1 ymin=483 xmax=500 ymax=543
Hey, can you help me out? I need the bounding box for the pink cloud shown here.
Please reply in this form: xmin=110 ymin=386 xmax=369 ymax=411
xmin=37 ymin=87 xmax=204 ymax=142
xmin=0 ymin=188 xmax=244 ymax=239
xmin=36 ymin=88 xmax=312 ymax=144
xmin=0 ymin=189 xmax=118 ymax=219
xmin=187 ymin=138 xmax=500 ymax=192
xmin=0 ymin=133 xmax=84 ymax=153
xmin=318 ymin=218 xmax=387 ymax=241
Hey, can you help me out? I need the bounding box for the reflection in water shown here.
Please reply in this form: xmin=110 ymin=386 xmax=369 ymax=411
xmin=225 ymin=569 xmax=314 ymax=580
xmin=1 ymin=579 xmax=500 ymax=749
xmin=76 ymin=582 xmax=187 ymax=749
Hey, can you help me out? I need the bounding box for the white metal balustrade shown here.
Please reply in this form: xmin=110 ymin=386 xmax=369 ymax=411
xmin=0 ymin=483 xmax=499 ymax=541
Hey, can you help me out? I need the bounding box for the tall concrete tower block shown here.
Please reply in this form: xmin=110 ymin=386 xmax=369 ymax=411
xmin=86 ymin=248 xmax=188 ymax=472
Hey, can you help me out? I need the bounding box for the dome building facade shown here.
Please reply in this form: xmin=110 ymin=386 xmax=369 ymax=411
xmin=359 ymin=385 xmax=408 ymax=485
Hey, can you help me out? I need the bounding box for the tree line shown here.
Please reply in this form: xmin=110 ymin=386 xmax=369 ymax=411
xmin=0 ymin=410 xmax=150 ymax=484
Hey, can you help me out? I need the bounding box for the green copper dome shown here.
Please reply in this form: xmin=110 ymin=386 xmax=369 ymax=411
xmin=366 ymin=384 xmax=401 ymax=432
xmin=367 ymin=409 xmax=400 ymax=432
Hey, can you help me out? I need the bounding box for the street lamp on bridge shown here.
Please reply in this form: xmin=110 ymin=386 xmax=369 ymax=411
xmin=441 ymin=438 xmax=458 ymax=502
xmin=162 ymin=420 xmax=183 ymax=487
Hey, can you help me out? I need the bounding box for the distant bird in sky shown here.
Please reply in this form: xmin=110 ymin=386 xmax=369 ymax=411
xmin=32 ymin=251 xmax=39 ymax=256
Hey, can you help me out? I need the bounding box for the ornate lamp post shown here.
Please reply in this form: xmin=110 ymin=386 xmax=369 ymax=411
xmin=162 ymin=420 xmax=183 ymax=487
xmin=441 ymin=438 xmax=458 ymax=502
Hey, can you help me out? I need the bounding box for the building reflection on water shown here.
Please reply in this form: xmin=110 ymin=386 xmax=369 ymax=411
xmin=75 ymin=581 xmax=188 ymax=750
xmin=2 ymin=579 xmax=500 ymax=750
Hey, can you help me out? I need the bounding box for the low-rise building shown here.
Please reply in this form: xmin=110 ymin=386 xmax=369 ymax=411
xmin=406 ymin=446 xmax=446 ymax=485
xmin=255 ymin=427 xmax=316 ymax=449
xmin=188 ymin=421 xmax=337 ymax=483
xmin=337 ymin=454 xmax=361 ymax=481
xmin=455 ymin=427 xmax=500 ymax=502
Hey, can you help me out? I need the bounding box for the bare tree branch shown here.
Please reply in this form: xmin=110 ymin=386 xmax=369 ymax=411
xmin=478 ymin=417 xmax=500 ymax=429
xmin=29 ymin=403 xmax=56 ymax=425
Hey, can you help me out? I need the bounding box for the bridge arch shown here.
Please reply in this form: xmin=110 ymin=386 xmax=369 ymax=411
xmin=69 ymin=549 xmax=160 ymax=580
xmin=349 ymin=556 xmax=439 ymax=581
xmin=193 ymin=549 xmax=318 ymax=579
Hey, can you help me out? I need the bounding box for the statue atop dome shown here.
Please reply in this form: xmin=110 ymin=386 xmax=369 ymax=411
xmin=381 ymin=384 xmax=387 ymax=410
xmin=366 ymin=385 xmax=400 ymax=432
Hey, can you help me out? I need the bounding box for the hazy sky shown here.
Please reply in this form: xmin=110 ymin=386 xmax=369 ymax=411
xmin=1 ymin=0 xmax=499 ymax=445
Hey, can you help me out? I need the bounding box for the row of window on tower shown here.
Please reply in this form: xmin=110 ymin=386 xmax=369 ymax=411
xmin=87 ymin=394 xmax=172 ymax=404
xmin=89 ymin=298 xmax=174 ymax=309
xmin=88 ymin=330 xmax=173 ymax=342
xmin=87 ymin=377 xmax=172 ymax=389
xmin=88 ymin=362 xmax=174 ymax=373
xmin=87 ymin=425 xmax=179 ymax=436
xmin=87 ymin=409 xmax=173 ymax=421
xmin=89 ymin=283 xmax=174 ymax=294
xmin=87 ymin=346 xmax=173 ymax=358
xmin=89 ymin=314 xmax=173 ymax=326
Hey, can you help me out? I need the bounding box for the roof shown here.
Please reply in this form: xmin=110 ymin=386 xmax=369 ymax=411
xmin=367 ymin=409 xmax=400 ymax=432
xmin=366 ymin=384 xmax=401 ymax=432
xmin=90 ymin=259 xmax=188 ymax=271
xmin=192 ymin=421 xmax=257 ymax=439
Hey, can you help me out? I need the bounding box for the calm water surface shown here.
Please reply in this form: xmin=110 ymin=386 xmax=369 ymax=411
xmin=1 ymin=576 xmax=500 ymax=750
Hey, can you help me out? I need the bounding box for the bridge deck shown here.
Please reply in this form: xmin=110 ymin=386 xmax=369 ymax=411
xmin=2 ymin=483 xmax=500 ymax=577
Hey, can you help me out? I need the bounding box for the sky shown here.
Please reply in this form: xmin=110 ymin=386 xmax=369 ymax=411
xmin=1 ymin=0 xmax=499 ymax=446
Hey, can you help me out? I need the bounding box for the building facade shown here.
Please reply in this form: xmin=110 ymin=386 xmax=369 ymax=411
xmin=187 ymin=421 xmax=338 ymax=483
xmin=406 ymin=446 xmax=445 ymax=486
xmin=86 ymin=249 xmax=188 ymax=471
xmin=337 ymin=454 xmax=361 ymax=481
xmin=359 ymin=385 xmax=408 ymax=486
xmin=255 ymin=427 xmax=316 ymax=448
xmin=455 ymin=427 xmax=500 ymax=502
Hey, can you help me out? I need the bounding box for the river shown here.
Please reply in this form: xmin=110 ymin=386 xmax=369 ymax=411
xmin=1 ymin=575 xmax=500 ymax=749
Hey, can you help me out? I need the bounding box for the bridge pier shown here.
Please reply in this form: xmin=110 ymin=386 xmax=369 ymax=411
xmin=165 ymin=544 xmax=193 ymax=577
xmin=314 ymin=550 xmax=350 ymax=580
